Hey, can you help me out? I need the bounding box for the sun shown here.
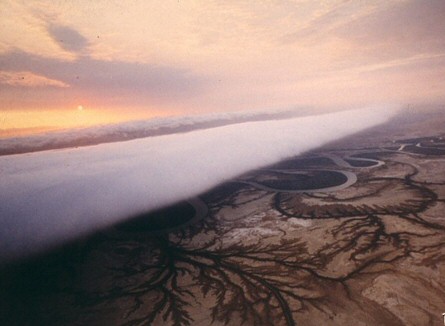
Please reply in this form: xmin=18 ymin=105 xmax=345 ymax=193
xmin=77 ymin=105 xmax=84 ymax=111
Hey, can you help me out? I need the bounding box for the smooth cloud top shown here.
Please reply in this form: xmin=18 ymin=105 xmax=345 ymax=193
xmin=0 ymin=106 xmax=398 ymax=262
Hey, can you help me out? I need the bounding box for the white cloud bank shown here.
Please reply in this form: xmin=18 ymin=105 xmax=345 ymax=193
xmin=0 ymin=106 xmax=398 ymax=262
xmin=0 ymin=108 xmax=306 ymax=155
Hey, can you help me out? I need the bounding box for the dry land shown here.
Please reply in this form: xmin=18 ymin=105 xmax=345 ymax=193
xmin=1 ymin=110 xmax=445 ymax=326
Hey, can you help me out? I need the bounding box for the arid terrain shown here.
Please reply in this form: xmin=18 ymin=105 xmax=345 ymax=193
xmin=1 ymin=109 xmax=445 ymax=326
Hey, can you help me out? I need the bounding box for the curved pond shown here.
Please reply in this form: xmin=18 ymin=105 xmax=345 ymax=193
xmin=238 ymin=169 xmax=357 ymax=193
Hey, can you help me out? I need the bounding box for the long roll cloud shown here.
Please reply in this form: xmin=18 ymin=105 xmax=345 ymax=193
xmin=0 ymin=106 xmax=398 ymax=263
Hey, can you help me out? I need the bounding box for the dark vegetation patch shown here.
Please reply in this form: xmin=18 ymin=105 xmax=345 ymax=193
xmin=344 ymin=159 xmax=377 ymax=167
xmin=259 ymin=171 xmax=347 ymax=190
xmin=402 ymin=145 xmax=445 ymax=156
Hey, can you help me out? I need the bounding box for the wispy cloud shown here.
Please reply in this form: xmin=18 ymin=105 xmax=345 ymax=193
xmin=0 ymin=71 xmax=69 ymax=88
xmin=279 ymin=1 xmax=387 ymax=44
xmin=0 ymin=49 xmax=205 ymax=108
xmin=332 ymin=0 xmax=445 ymax=64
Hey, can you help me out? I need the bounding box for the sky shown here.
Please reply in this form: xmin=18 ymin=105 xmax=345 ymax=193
xmin=0 ymin=0 xmax=444 ymax=132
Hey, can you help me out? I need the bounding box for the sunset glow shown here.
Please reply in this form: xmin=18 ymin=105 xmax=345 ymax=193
xmin=0 ymin=107 xmax=169 ymax=137
xmin=0 ymin=1 xmax=444 ymax=133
